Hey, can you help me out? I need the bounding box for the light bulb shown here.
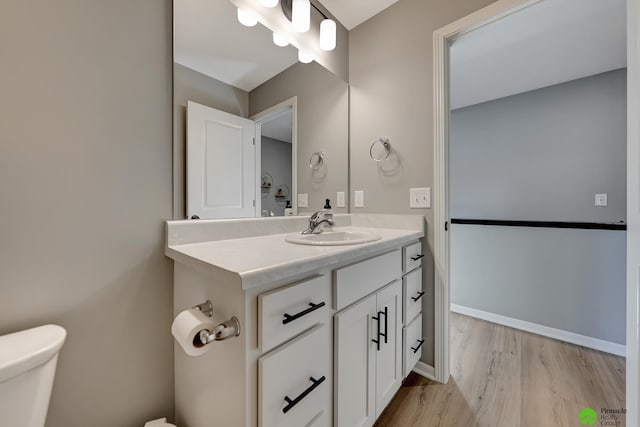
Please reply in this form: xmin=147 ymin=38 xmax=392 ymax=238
xmin=298 ymin=50 xmax=314 ymax=63
xmin=273 ymin=32 xmax=290 ymax=47
xmin=320 ymin=19 xmax=336 ymax=51
xmin=237 ymin=8 xmax=258 ymax=27
xmin=260 ymin=0 xmax=279 ymax=7
xmin=292 ymin=0 xmax=310 ymax=32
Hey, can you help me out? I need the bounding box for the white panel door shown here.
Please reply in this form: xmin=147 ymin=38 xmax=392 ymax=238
xmin=374 ymin=280 xmax=403 ymax=417
xmin=334 ymin=294 xmax=376 ymax=427
xmin=187 ymin=100 xmax=256 ymax=219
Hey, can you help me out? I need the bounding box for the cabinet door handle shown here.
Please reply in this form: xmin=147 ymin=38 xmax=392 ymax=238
xmin=282 ymin=301 xmax=326 ymax=325
xmin=411 ymin=291 xmax=426 ymax=302
xmin=410 ymin=254 xmax=424 ymax=261
xmin=411 ymin=339 xmax=425 ymax=354
xmin=372 ymin=307 xmax=389 ymax=351
xmin=371 ymin=312 xmax=381 ymax=351
xmin=381 ymin=306 xmax=388 ymax=344
xmin=282 ymin=376 xmax=326 ymax=414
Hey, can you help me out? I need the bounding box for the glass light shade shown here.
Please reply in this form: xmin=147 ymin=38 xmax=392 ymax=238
xmin=237 ymin=8 xmax=258 ymax=27
xmin=298 ymin=50 xmax=314 ymax=63
xmin=292 ymin=0 xmax=310 ymax=32
xmin=320 ymin=19 xmax=336 ymax=51
xmin=260 ymin=0 xmax=279 ymax=7
xmin=272 ymin=32 xmax=290 ymax=47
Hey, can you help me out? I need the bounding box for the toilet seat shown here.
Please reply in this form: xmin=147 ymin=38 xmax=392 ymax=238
xmin=144 ymin=418 xmax=176 ymax=427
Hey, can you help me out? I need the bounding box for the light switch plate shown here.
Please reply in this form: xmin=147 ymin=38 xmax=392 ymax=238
xmin=297 ymin=193 xmax=308 ymax=208
xmin=410 ymin=187 xmax=431 ymax=208
xmin=354 ymin=190 xmax=364 ymax=208
xmin=595 ymin=193 xmax=607 ymax=207
xmin=336 ymin=192 xmax=346 ymax=208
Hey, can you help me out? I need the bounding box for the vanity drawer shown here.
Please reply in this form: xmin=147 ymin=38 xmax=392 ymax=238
xmin=259 ymin=274 xmax=331 ymax=353
xmin=403 ymin=241 xmax=423 ymax=273
xmin=259 ymin=324 xmax=332 ymax=427
xmin=333 ymin=250 xmax=401 ymax=311
xmin=403 ymin=267 xmax=423 ymax=325
xmin=403 ymin=313 xmax=423 ymax=378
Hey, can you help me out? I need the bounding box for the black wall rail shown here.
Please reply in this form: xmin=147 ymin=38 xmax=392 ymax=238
xmin=450 ymin=218 xmax=626 ymax=231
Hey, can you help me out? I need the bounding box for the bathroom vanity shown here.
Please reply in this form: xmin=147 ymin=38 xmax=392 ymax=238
xmin=166 ymin=214 xmax=425 ymax=427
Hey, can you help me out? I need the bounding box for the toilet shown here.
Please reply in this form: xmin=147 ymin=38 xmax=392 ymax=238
xmin=0 ymin=324 xmax=67 ymax=427
xmin=144 ymin=418 xmax=176 ymax=427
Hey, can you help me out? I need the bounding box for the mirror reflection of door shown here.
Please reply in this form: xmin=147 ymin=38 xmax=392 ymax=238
xmin=186 ymin=101 xmax=257 ymax=219
xmin=253 ymin=97 xmax=297 ymax=217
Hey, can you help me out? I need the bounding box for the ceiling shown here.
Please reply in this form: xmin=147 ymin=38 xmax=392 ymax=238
xmin=450 ymin=0 xmax=627 ymax=110
xmin=174 ymin=0 xmax=399 ymax=91
xmin=320 ymin=0 xmax=400 ymax=30
xmin=261 ymin=109 xmax=293 ymax=143
xmin=174 ymin=0 xmax=298 ymax=92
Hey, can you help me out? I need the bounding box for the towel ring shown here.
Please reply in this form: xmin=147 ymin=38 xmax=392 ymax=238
xmin=309 ymin=152 xmax=325 ymax=170
xmin=370 ymin=138 xmax=391 ymax=162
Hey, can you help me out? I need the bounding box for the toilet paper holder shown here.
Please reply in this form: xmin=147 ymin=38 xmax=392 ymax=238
xmin=192 ymin=300 xmax=241 ymax=348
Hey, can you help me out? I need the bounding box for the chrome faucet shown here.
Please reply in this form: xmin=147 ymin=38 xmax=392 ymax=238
xmin=302 ymin=210 xmax=334 ymax=234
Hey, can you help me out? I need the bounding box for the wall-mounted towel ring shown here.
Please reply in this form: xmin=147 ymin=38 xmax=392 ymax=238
xmin=370 ymin=138 xmax=391 ymax=162
xmin=309 ymin=152 xmax=325 ymax=170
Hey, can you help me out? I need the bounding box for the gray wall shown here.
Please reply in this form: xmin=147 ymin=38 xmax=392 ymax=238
xmin=348 ymin=0 xmax=496 ymax=365
xmin=451 ymin=225 xmax=626 ymax=345
xmin=451 ymin=69 xmax=627 ymax=222
xmin=0 ymin=1 xmax=174 ymax=427
xmin=450 ymin=71 xmax=627 ymax=346
xmin=250 ymin=62 xmax=349 ymax=214
xmin=173 ymin=63 xmax=249 ymax=219
xmin=261 ymin=137 xmax=292 ymax=216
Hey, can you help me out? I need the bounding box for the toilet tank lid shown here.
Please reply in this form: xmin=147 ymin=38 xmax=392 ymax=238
xmin=0 ymin=324 xmax=67 ymax=384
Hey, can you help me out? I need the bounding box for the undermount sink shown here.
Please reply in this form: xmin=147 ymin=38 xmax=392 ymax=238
xmin=285 ymin=230 xmax=382 ymax=246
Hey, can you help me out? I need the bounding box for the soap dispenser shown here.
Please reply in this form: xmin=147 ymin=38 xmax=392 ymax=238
xmin=323 ymin=199 xmax=334 ymax=230
xmin=284 ymin=200 xmax=294 ymax=216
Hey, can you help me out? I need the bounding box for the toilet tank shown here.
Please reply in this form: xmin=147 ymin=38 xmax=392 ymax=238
xmin=0 ymin=324 xmax=67 ymax=427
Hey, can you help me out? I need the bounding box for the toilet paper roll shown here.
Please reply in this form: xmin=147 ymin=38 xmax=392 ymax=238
xmin=171 ymin=308 xmax=217 ymax=357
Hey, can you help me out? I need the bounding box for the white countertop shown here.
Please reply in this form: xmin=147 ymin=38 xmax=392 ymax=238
xmin=166 ymin=225 xmax=423 ymax=290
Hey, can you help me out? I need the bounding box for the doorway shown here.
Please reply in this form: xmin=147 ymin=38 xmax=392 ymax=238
xmin=433 ymin=0 xmax=640 ymax=422
xmin=252 ymin=96 xmax=298 ymax=217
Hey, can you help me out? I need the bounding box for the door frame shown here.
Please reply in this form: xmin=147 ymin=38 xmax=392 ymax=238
xmin=432 ymin=0 xmax=639 ymax=419
xmin=251 ymin=96 xmax=298 ymax=216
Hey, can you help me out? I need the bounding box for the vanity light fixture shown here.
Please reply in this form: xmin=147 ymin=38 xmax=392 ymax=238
xmin=292 ymin=0 xmax=310 ymax=32
xmin=298 ymin=50 xmax=314 ymax=63
xmin=319 ymin=18 xmax=336 ymax=51
xmin=260 ymin=0 xmax=279 ymax=7
xmin=237 ymin=8 xmax=258 ymax=27
xmin=272 ymin=31 xmax=290 ymax=47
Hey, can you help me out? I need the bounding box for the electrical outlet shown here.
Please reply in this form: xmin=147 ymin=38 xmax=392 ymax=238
xmin=297 ymin=193 xmax=308 ymax=208
xmin=410 ymin=187 xmax=431 ymax=208
xmin=336 ymin=192 xmax=345 ymax=208
xmin=354 ymin=190 xmax=364 ymax=208
xmin=595 ymin=193 xmax=607 ymax=207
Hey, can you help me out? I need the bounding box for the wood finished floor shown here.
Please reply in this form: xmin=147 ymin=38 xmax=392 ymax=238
xmin=374 ymin=312 xmax=626 ymax=427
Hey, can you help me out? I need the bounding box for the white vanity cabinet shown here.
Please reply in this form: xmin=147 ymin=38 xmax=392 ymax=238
xmin=166 ymin=218 xmax=425 ymax=427
xmin=333 ymin=250 xmax=403 ymax=427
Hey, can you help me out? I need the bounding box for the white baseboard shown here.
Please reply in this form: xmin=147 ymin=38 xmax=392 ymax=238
xmin=450 ymin=304 xmax=626 ymax=357
xmin=412 ymin=361 xmax=436 ymax=381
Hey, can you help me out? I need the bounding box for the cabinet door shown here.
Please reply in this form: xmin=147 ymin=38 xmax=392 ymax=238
xmin=334 ymin=294 xmax=376 ymax=427
xmin=374 ymin=280 xmax=403 ymax=417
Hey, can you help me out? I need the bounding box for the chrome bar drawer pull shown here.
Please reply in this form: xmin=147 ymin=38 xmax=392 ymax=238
xmin=282 ymin=376 xmax=326 ymax=414
xmin=411 ymin=291 xmax=426 ymax=302
xmin=411 ymin=339 xmax=425 ymax=354
xmin=282 ymin=301 xmax=326 ymax=325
